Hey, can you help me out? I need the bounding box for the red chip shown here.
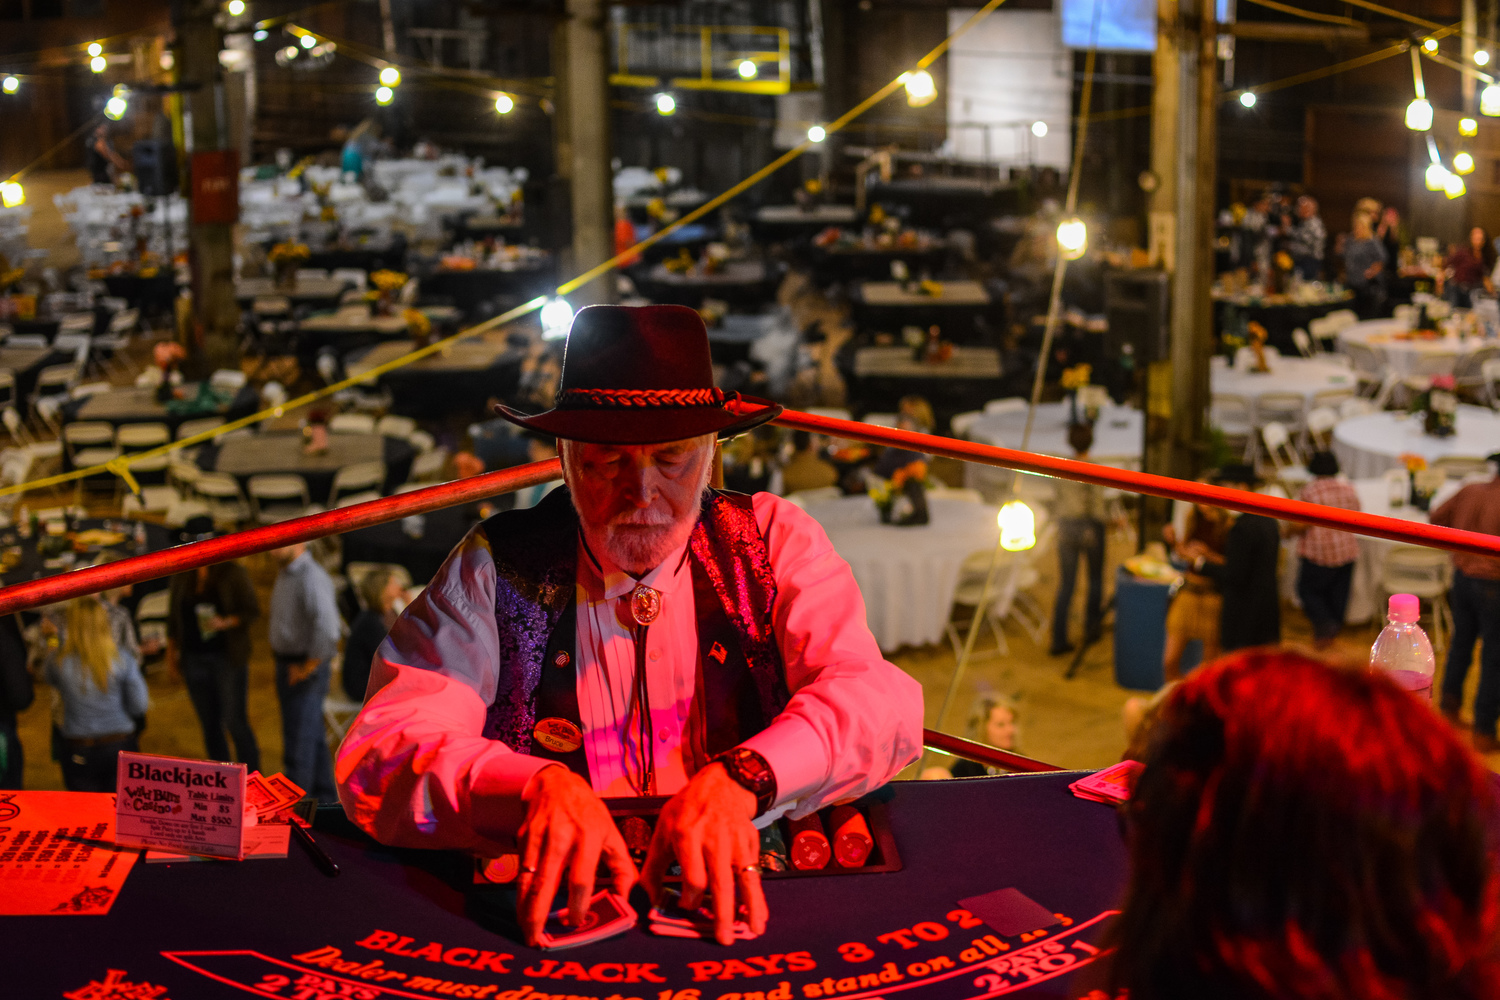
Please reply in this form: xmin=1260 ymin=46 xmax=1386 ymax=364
xmin=828 ymin=806 xmax=873 ymax=868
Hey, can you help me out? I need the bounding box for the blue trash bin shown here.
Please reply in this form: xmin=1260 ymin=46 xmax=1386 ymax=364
xmin=1112 ymin=567 xmax=1204 ymax=690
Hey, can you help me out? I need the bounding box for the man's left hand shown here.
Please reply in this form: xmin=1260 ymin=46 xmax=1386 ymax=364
xmin=288 ymin=658 xmax=319 ymax=685
xmin=642 ymin=763 xmax=769 ymax=945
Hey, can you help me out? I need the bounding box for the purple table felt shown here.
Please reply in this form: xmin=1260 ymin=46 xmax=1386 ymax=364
xmin=9 ymin=772 xmax=1127 ymax=999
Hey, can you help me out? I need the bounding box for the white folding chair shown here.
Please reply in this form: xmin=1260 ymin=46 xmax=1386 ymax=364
xmin=1291 ymin=328 xmax=1314 ymax=358
xmin=1256 ymin=391 xmax=1307 ymax=434
xmin=247 ymin=474 xmax=314 ymax=524
xmin=193 ymin=472 xmax=251 ymax=526
xmin=375 ymin=414 xmax=416 ymax=439
xmin=176 ymin=416 xmax=227 ymax=441
xmin=328 ymin=412 xmax=376 ymax=435
xmin=329 ymin=461 xmax=385 ymax=504
xmin=949 ymin=411 xmax=983 ymax=439
xmin=1210 ymin=393 xmax=1255 ymax=461
xmin=1260 ymin=421 xmax=1309 ymax=490
xmin=1380 ymin=546 xmax=1454 ymax=661
xmin=409 ymin=448 xmax=449 ymax=481
xmin=1304 ymin=406 xmax=1339 ymax=451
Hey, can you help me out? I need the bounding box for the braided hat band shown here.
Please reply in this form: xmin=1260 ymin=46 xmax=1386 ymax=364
xmin=555 ymin=387 xmax=729 ymax=409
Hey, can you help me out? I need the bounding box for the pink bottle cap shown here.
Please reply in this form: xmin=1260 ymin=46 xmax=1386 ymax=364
xmin=1388 ymin=594 xmax=1420 ymax=623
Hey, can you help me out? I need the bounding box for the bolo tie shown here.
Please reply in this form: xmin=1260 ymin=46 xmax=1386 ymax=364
xmin=627 ymin=583 xmax=662 ymax=795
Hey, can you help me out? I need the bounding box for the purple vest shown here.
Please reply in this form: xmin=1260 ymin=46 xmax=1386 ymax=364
xmin=477 ymin=487 xmax=789 ymax=780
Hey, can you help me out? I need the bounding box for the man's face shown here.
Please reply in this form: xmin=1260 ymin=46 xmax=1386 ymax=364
xmin=562 ymin=435 xmax=715 ymax=576
xmin=1297 ymin=198 xmax=1315 ymax=219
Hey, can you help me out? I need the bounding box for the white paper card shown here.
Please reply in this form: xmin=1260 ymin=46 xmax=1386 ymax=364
xmin=115 ymin=751 xmax=247 ymax=860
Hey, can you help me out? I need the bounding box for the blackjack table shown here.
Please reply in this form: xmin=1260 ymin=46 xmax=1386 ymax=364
xmin=9 ymin=772 xmax=1129 ymax=999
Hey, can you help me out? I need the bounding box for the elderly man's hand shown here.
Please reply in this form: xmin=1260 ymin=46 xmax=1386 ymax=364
xmin=641 ymin=763 xmax=769 ymax=945
xmin=516 ymin=765 xmax=638 ymax=948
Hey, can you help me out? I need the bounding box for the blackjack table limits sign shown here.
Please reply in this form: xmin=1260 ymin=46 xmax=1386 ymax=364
xmin=11 ymin=773 xmax=1128 ymax=1000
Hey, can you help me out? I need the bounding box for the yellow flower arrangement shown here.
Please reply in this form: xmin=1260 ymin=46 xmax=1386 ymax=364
xmin=286 ymin=156 xmax=314 ymax=180
xmin=663 ymin=249 xmax=695 ymax=275
xmin=1399 ymin=453 xmax=1428 ymax=473
xmin=918 ymin=279 xmax=944 ymax=296
xmin=1060 ymin=363 xmax=1093 ymax=391
xmin=370 ymin=270 xmax=408 ymax=292
xmin=1274 ymin=250 xmax=1294 ymax=272
xmin=403 ymin=308 xmax=431 ymax=338
xmin=268 ymin=242 xmax=311 ymax=264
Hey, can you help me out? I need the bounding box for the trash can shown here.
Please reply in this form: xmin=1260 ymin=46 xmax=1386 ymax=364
xmin=1112 ymin=567 xmax=1203 ymax=690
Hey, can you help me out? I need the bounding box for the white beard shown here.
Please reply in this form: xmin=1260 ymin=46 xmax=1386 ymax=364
xmin=566 ymin=447 xmax=714 ymax=576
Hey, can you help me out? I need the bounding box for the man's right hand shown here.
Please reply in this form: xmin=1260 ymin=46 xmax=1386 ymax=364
xmin=516 ymin=765 xmax=637 ymax=948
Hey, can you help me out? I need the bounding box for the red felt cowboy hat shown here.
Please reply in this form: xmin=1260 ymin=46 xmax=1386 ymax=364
xmin=493 ymin=304 xmax=783 ymax=444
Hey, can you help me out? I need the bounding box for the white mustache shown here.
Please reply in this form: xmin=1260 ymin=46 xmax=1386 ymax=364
xmin=609 ymin=509 xmax=675 ymax=528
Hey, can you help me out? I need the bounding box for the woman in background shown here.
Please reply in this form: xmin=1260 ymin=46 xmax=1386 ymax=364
xmin=1107 ymin=649 xmax=1500 ymax=1000
xmin=342 ymin=568 xmax=406 ymax=703
xmin=45 ymin=597 xmax=147 ymax=792
xmin=1446 ymin=225 xmax=1496 ymax=307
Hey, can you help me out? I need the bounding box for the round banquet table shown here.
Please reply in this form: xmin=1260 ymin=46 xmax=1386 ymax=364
xmin=1336 ymin=319 xmax=1495 ymax=379
xmin=804 ymin=494 xmax=1001 ymax=651
xmin=201 ymin=433 xmax=416 ymax=504
xmin=966 ymin=403 xmax=1142 ymax=465
xmin=7 ymin=773 xmax=1126 ymax=999
xmin=1331 ymin=405 xmax=1500 ymax=479
xmin=1209 ymin=354 xmax=1357 ymax=419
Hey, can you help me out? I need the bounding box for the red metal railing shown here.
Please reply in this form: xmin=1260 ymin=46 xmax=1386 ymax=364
xmin=921 ymin=729 xmax=1064 ymax=773
xmin=0 ymin=406 xmax=1495 ymax=617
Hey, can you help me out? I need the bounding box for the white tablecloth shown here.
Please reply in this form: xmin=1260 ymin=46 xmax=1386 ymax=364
xmin=966 ymin=402 xmax=1142 ymax=463
xmin=804 ymin=495 xmax=999 ymax=651
xmin=1337 ymin=319 xmax=1493 ymax=379
xmin=1332 ymin=405 xmax=1500 ymax=478
xmin=1210 ymin=354 xmax=1357 ymax=419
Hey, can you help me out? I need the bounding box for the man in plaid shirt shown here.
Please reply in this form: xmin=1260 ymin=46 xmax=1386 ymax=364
xmin=1291 ymin=452 xmax=1361 ymax=647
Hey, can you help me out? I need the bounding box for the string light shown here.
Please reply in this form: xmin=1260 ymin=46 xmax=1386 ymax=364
xmin=1240 ymin=91 xmax=1257 ymax=108
xmin=89 ymin=55 xmax=106 ymax=73
xmin=1 ymin=76 xmax=17 ymax=94
xmin=655 ymin=93 xmax=675 ymax=116
xmin=541 ymin=298 xmax=574 ymax=340
xmin=1484 ymin=82 xmax=1500 ymax=116
xmin=1460 ymin=117 xmax=1479 ymax=136
xmin=1407 ymin=47 xmax=1432 ymax=131
xmin=1444 ymin=171 xmax=1466 ymax=198
xmin=902 ymin=70 xmax=936 ymax=108
xmin=737 ymin=59 xmax=757 ymax=79
xmin=103 ymin=94 xmax=127 ymax=120
xmin=379 ymin=66 xmax=400 ymax=87
xmin=1478 ymin=49 xmax=1492 ymax=66
xmin=253 ymin=29 xmax=268 ymax=41
xmin=226 ymin=0 xmax=245 ymax=15
xmin=998 ymin=501 xmax=1036 ymax=552
xmin=1423 ymin=37 xmax=1438 ymax=53
xmin=1454 ymin=150 xmax=1475 ymax=174
xmin=1425 ymin=161 xmax=1450 ymax=191
xmin=0 ymin=182 xmax=23 ymax=208
xmin=374 ymin=86 xmax=393 ymax=105
xmin=87 ymin=42 xmax=102 ymax=57
xmin=807 ymin=124 xmax=826 ymax=142
xmin=1031 ymin=121 xmax=1048 ymax=137
xmin=1056 ymin=217 xmax=1088 ymax=259
xmin=494 ymin=94 xmax=514 ymax=114
xmin=299 ymin=34 xmax=316 ymax=49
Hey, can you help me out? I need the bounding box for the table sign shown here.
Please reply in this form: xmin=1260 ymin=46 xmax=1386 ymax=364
xmin=115 ymin=751 xmax=247 ymax=860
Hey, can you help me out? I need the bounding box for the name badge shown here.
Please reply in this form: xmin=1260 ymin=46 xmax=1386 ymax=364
xmin=533 ymin=717 xmax=584 ymax=754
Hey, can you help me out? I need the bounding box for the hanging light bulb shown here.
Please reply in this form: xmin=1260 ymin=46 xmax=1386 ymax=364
xmin=807 ymin=124 xmax=826 ymax=142
xmin=1406 ymin=98 xmax=1433 ymax=131
xmin=655 ymin=92 xmax=675 ymax=116
xmin=299 ymin=33 xmax=316 ymax=49
xmin=0 ymin=181 xmax=24 ymax=208
xmin=541 ymin=298 xmax=574 ymax=340
xmin=1056 ymin=217 xmax=1088 ymax=259
xmin=103 ymin=94 xmax=127 ymax=120
xmin=2 ymin=76 xmax=17 ymax=94
xmin=379 ymin=66 xmax=400 ymax=87
xmin=374 ymin=86 xmax=393 ymax=105
xmin=1445 ymin=171 xmax=1466 ymax=198
xmin=902 ymin=70 xmax=937 ymax=108
xmin=1422 ymin=38 xmax=1438 ymax=53
xmin=1484 ymin=83 xmax=1500 ymax=116
xmin=1454 ymin=150 xmax=1475 ymax=174
xmin=89 ymin=55 xmax=106 ymax=73
xmin=998 ymin=500 xmax=1036 ymax=552
xmin=1240 ymin=91 xmax=1257 ymax=108
xmin=1031 ymin=120 xmax=1048 ymax=137
xmin=87 ymin=42 xmax=102 ymax=57
xmin=737 ymin=59 xmax=757 ymax=79
xmin=494 ymin=93 xmax=514 ymax=114
xmin=1478 ymin=50 xmax=1492 ymax=66
xmin=1460 ymin=117 xmax=1479 ymax=136
xmin=226 ymin=0 xmax=245 ymax=15
xmin=253 ymin=29 xmax=267 ymax=41
xmin=1425 ymin=161 xmax=1450 ymax=191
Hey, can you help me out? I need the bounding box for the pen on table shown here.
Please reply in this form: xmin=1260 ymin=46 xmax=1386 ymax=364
xmin=288 ymin=814 xmax=340 ymax=877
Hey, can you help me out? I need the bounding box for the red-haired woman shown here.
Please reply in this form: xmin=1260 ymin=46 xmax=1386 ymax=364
xmin=1107 ymin=649 xmax=1500 ymax=1000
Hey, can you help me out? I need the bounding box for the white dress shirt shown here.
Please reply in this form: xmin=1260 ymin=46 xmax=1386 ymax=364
xmin=335 ymin=492 xmax=924 ymax=855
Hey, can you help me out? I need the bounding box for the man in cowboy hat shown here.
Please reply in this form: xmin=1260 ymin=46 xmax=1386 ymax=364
xmin=337 ymin=305 xmax=923 ymax=947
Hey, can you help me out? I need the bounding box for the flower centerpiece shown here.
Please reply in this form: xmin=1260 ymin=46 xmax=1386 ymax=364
xmin=267 ymin=241 xmax=310 ymax=289
xmin=1407 ymin=374 xmax=1457 ymax=437
xmin=1400 ymin=453 xmax=1445 ymax=511
xmin=1245 ymin=321 xmax=1271 ymax=373
xmin=869 ymin=459 xmax=930 ymax=526
xmin=369 ymin=269 xmax=408 ymax=316
xmin=404 ymin=307 xmax=432 ymax=348
xmin=1061 ymin=362 xmax=1093 ymax=424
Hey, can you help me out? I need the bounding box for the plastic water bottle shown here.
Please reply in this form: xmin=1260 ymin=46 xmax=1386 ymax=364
xmin=1369 ymin=594 xmax=1436 ymax=700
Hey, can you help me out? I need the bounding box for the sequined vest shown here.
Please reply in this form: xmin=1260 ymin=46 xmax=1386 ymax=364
xmin=477 ymin=486 xmax=790 ymax=783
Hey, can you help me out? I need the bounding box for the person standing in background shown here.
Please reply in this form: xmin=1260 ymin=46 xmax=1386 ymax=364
xmin=1161 ymin=486 xmax=1228 ymax=681
xmin=0 ymin=614 xmax=33 ymax=788
xmin=1445 ymin=226 xmax=1496 ymax=308
xmin=167 ymin=554 xmax=261 ymax=773
xmin=1289 ymin=452 xmax=1362 ymax=648
xmin=269 ymin=542 xmax=342 ymax=801
xmin=44 ymin=597 xmax=146 ymax=792
xmin=1430 ymin=454 xmax=1500 ymax=751
xmin=1051 ymin=422 xmax=1108 ymax=656
xmin=1192 ymin=466 xmax=1282 ymax=652
xmin=1284 ymin=195 xmax=1326 ymax=281
xmin=1343 ymin=212 xmax=1388 ymax=320
xmin=341 ymin=569 xmax=406 ymax=703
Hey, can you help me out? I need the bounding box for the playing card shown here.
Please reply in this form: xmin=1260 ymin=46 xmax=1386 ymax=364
xmin=646 ymin=889 xmax=757 ymax=940
xmin=537 ymin=891 xmax=635 ymax=950
xmin=958 ymin=888 xmax=1061 ymax=938
xmin=1068 ymin=760 xmax=1142 ymax=805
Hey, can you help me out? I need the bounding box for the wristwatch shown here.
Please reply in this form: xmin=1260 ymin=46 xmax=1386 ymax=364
xmin=713 ymin=747 xmax=777 ymax=818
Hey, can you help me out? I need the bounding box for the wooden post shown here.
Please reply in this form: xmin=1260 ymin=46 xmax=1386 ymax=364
xmin=553 ymin=0 xmax=617 ymax=307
